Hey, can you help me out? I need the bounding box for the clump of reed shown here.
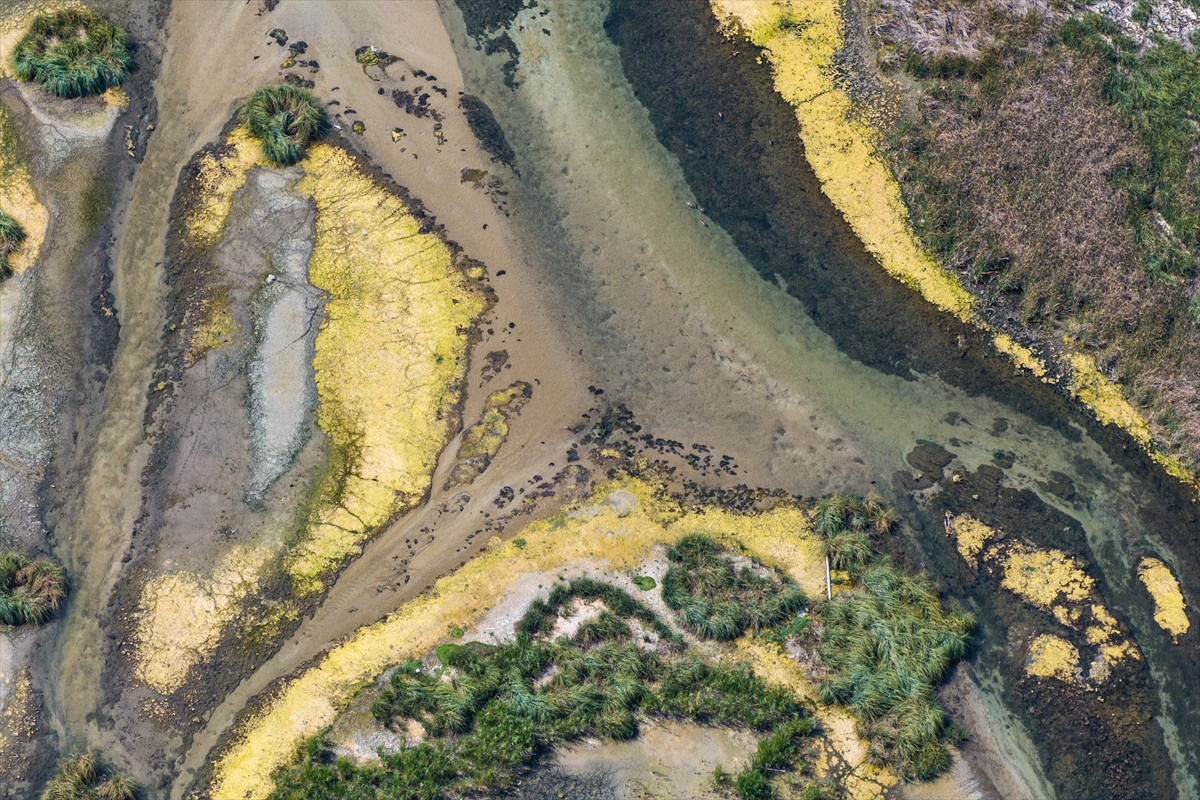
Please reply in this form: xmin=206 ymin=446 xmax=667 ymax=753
xmin=817 ymin=559 xmax=973 ymax=779
xmin=813 ymin=493 xmax=897 ymax=573
xmin=0 ymin=209 xmax=27 ymax=281
xmin=11 ymin=8 xmax=133 ymax=99
xmin=41 ymin=752 xmax=136 ymax=800
xmin=238 ymin=84 xmax=326 ymax=166
xmin=0 ymin=551 xmax=66 ymax=626
xmin=661 ymin=534 xmax=806 ymax=641
xmin=270 ymin=576 xmax=813 ymax=800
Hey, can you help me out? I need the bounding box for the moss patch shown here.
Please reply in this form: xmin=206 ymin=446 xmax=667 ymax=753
xmin=447 ymin=381 xmax=532 ymax=487
xmin=1138 ymin=556 xmax=1189 ymax=638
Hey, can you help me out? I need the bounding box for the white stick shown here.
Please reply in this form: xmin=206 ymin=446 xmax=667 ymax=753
xmin=825 ymin=555 xmax=832 ymax=601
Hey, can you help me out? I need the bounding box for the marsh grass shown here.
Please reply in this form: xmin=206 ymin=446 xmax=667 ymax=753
xmin=0 ymin=551 xmax=66 ymax=626
xmin=40 ymin=752 xmax=136 ymax=800
xmin=880 ymin=5 xmax=1200 ymax=471
xmin=816 ymin=560 xmax=973 ymax=778
xmin=0 ymin=209 xmax=26 ymax=281
xmin=661 ymin=535 xmax=806 ymax=641
xmin=269 ymin=577 xmax=812 ymax=800
xmin=11 ymin=8 xmax=133 ymax=99
xmin=239 ymin=85 xmax=326 ymax=166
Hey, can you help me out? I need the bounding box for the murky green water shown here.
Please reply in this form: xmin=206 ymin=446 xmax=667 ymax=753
xmin=442 ymin=0 xmax=1200 ymax=797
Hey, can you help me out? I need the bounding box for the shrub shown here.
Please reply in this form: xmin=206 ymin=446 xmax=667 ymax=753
xmin=11 ymin=8 xmax=133 ymax=98
xmin=41 ymin=753 xmax=136 ymax=800
xmin=0 ymin=209 xmax=26 ymax=281
xmin=0 ymin=551 xmax=66 ymax=626
xmin=239 ymin=84 xmax=326 ymax=166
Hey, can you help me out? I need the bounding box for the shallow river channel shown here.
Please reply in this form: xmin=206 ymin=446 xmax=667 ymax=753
xmin=442 ymin=0 xmax=1200 ymax=797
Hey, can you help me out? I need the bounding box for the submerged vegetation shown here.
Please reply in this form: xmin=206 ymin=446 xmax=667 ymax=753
xmin=0 ymin=551 xmax=66 ymax=626
xmin=0 ymin=209 xmax=27 ymax=281
xmin=269 ymin=576 xmax=815 ymax=799
xmin=41 ymin=753 xmax=136 ymax=800
xmin=11 ymin=8 xmax=134 ymax=98
xmin=810 ymin=496 xmax=972 ymax=778
xmin=239 ymin=85 xmax=326 ymax=166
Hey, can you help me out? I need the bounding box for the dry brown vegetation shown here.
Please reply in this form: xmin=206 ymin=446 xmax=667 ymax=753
xmin=877 ymin=1 xmax=1200 ymax=469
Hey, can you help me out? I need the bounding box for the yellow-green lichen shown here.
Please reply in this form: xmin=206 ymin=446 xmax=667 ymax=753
xmin=710 ymin=0 xmax=977 ymax=326
xmin=0 ymin=103 xmax=46 ymax=277
xmin=135 ymin=545 xmax=269 ymax=694
xmin=447 ymin=381 xmax=532 ymax=487
xmin=210 ymin=478 xmax=830 ymax=799
xmin=1138 ymin=557 xmax=1189 ymax=638
xmin=285 ymin=142 xmax=490 ymax=592
xmin=186 ymin=293 xmax=237 ymax=366
xmin=185 ymin=127 xmax=263 ymax=247
xmin=1026 ymin=633 xmax=1079 ymax=682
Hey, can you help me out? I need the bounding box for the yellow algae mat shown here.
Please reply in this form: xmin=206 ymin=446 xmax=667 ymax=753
xmin=135 ymin=129 xmax=490 ymax=695
xmin=210 ymin=479 xmax=895 ymax=799
xmin=708 ymin=0 xmax=1196 ymax=490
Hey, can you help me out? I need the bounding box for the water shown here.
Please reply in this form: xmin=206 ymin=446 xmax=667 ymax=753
xmin=441 ymin=0 xmax=1200 ymax=796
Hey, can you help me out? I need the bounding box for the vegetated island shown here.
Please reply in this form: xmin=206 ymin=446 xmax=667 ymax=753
xmin=206 ymin=478 xmax=972 ymax=800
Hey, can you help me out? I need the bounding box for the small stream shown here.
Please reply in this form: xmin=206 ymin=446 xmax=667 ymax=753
xmin=444 ymin=0 xmax=1200 ymax=796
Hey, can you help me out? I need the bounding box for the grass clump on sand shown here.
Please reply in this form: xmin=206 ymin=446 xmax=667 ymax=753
xmin=809 ymin=496 xmax=973 ymax=779
xmin=268 ymin=577 xmax=814 ymax=800
xmin=0 ymin=551 xmax=66 ymax=626
xmin=812 ymin=493 xmax=897 ymax=573
xmin=661 ymin=534 xmax=806 ymax=641
xmin=239 ymin=85 xmax=326 ymax=166
xmin=0 ymin=209 xmax=26 ymax=281
xmin=11 ymin=8 xmax=133 ymax=99
xmin=41 ymin=752 xmax=136 ymax=800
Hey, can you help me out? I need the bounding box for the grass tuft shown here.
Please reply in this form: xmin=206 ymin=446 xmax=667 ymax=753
xmin=661 ymin=534 xmax=805 ymax=641
xmin=0 ymin=551 xmax=66 ymax=626
xmin=41 ymin=753 xmax=135 ymax=800
xmin=239 ymin=85 xmax=326 ymax=166
xmin=11 ymin=8 xmax=133 ymax=98
xmin=0 ymin=209 xmax=26 ymax=281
